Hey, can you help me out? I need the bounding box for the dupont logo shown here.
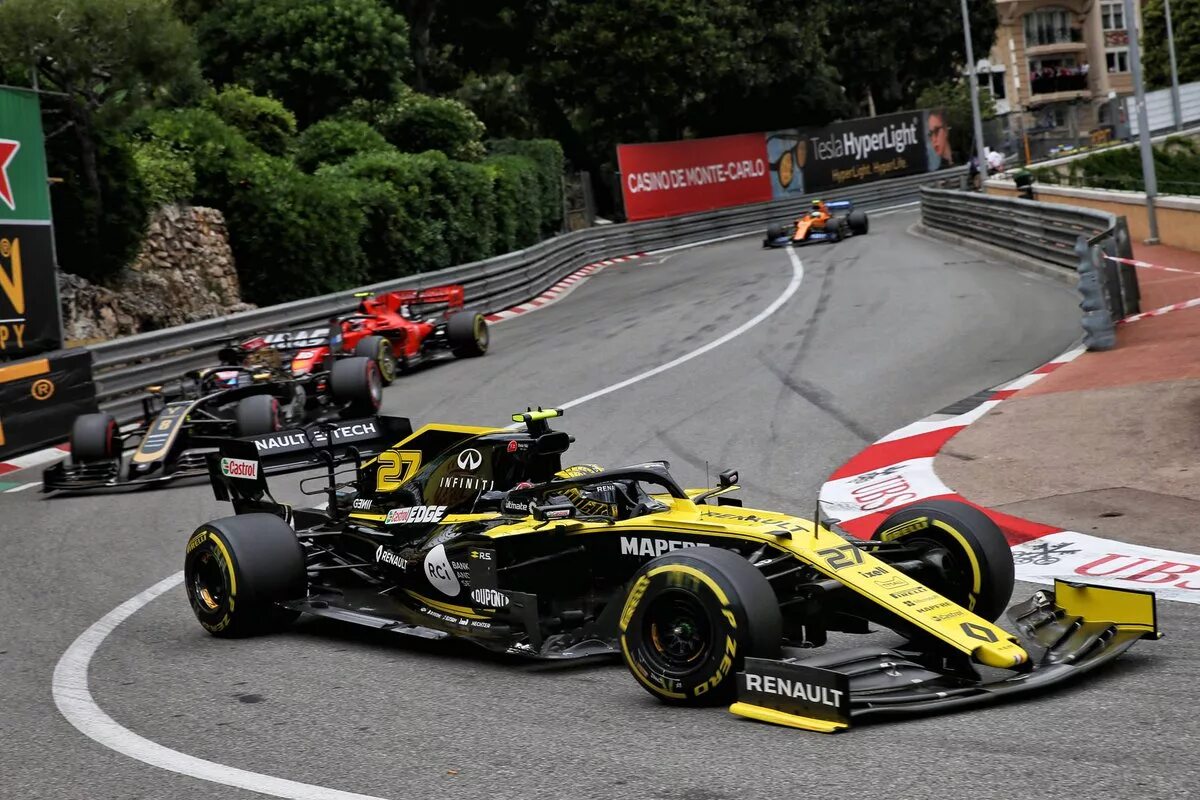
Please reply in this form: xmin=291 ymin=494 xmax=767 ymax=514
xmin=220 ymin=457 xmax=259 ymax=480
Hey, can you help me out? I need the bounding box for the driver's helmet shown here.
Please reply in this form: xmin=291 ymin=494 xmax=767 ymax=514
xmin=810 ymin=199 xmax=825 ymax=217
xmin=208 ymin=369 xmax=244 ymax=390
xmin=553 ymin=464 xmax=620 ymax=518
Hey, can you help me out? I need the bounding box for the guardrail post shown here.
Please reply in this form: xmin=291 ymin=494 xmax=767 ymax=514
xmin=1077 ymin=236 xmax=1116 ymax=351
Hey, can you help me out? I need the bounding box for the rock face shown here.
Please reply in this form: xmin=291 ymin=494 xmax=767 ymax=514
xmin=60 ymin=205 xmax=255 ymax=343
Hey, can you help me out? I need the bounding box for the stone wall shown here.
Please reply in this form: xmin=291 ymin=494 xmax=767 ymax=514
xmin=60 ymin=205 xmax=254 ymax=343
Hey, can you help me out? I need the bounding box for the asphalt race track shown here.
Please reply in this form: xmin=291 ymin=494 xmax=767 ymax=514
xmin=4 ymin=208 xmax=1196 ymax=800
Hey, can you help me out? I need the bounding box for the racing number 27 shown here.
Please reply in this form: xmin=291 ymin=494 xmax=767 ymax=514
xmin=376 ymin=450 xmax=422 ymax=492
xmin=817 ymin=544 xmax=864 ymax=571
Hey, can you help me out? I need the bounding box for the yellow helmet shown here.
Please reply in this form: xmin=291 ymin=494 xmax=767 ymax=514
xmin=553 ymin=464 xmax=619 ymax=517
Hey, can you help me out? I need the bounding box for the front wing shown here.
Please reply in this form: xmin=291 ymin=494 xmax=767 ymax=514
xmin=730 ymin=580 xmax=1160 ymax=732
xmin=763 ymin=231 xmax=841 ymax=248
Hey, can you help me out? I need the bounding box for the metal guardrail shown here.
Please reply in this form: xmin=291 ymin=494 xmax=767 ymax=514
xmin=90 ymin=167 xmax=967 ymax=423
xmin=919 ymin=185 xmax=1140 ymax=322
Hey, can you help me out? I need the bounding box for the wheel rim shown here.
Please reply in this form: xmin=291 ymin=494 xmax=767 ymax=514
xmin=642 ymin=590 xmax=712 ymax=675
xmin=191 ymin=551 xmax=226 ymax=613
xmin=474 ymin=316 xmax=489 ymax=350
xmin=377 ymin=341 xmax=397 ymax=382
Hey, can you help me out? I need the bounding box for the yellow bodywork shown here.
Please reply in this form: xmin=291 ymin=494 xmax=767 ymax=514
xmin=480 ymin=494 xmax=1029 ymax=669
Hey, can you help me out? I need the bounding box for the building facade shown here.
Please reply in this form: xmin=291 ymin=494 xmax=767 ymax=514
xmin=984 ymin=0 xmax=1142 ymax=157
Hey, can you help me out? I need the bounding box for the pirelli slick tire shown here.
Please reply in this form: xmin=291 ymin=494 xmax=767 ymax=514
xmin=71 ymin=412 xmax=119 ymax=463
xmin=765 ymin=222 xmax=788 ymax=244
xmin=872 ymin=499 xmax=1014 ymax=622
xmin=619 ymin=547 xmax=781 ymax=706
xmin=447 ymin=311 xmax=489 ymax=358
xmin=234 ymin=394 xmax=281 ymax=438
xmin=848 ymin=209 xmax=869 ymax=235
xmin=330 ymin=356 xmax=383 ymax=417
xmin=184 ymin=514 xmax=304 ymax=638
xmin=354 ymin=335 xmax=398 ymax=386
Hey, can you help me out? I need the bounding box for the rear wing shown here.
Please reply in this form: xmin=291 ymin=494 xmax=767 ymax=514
xmin=357 ymin=285 xmax=465 ymax=317
xmin=207 ymin=415 xmax=413 ymax=504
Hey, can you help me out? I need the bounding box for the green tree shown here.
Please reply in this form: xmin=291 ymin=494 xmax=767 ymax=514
xmin=917 ymin=80 xmax=996 ymax=160
xmin=202 ymin=86 xmax=297 ymax=157
xmin=0 ymin=0 xmax=200 ymax=279
xmin=1143 ymin=0 xmax=1200 ymax=89
xmin=369 ymin=93 xmax=487 ymax=161
xmin=296 ymin=119 xmax=395 ymax=172
xmin=828 ymin=0 xmax=998 ymax=116
xmin=196 ymin=0 xmax=411 ymax=127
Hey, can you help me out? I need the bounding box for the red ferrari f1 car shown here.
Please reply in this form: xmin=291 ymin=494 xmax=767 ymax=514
xmin=229 ymin=285 xmax=490 ymax=386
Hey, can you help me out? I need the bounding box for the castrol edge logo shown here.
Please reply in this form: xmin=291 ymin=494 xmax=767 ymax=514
xmin=220 ymin=457 xmax=259 ymax=480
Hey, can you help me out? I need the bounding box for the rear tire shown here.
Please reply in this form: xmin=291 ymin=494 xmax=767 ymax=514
xmin=872 ymin=499 xmax=1014 ymax=621
xmin=184 ymin=513 xmax=305 ymax=638
xmin=447 ymin=311 xmax=489 ymax=358
xmin=71 ymin=413 xmax=118 ymax=463
xmin=619 ymin=547 xmax=781 ymax=706
xmin=330 ymin=356 xmax=382 ymax=416
xmin=234 ymin=394 xmax=280 ymax=437
xmin=848 ymin=209 xmax=869 ymax=235
xmin=354 ymin=335 xmax=397 ymax=386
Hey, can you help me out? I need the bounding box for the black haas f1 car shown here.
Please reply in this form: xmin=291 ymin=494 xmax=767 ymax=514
xmin=764 ymin=199 xmax=869 ymax=247
xmin=186 ymin=409 xmax=1159 ymax=732
xmin=44 ymin=346 xmax=383 ymax=492
xmin=241 ymin=285 xmax=489 ymax=388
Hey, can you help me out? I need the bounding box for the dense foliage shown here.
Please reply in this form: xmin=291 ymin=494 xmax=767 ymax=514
xmin=1143 ymin=0 xmax=1200 ymax=90
xmin=0 ymin=0 xmax=1001 ymax=309
xmin=1033 ymin=137 xmax=1200 ymax=195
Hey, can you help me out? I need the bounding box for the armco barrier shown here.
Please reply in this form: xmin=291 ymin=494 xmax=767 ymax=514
xmin=919 ymin=186 xmax=1140 ymax=325
xmin=79 ymin=167 xmax=966 ymax=426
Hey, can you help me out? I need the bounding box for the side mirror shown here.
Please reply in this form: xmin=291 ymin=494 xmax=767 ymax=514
xmin=533 ymin=431 xmax=571 ymax=456
xmin=531 ymin=495 xmax=577 ymax=522
xmin=719 ymin=469 xmax=738 ymax=488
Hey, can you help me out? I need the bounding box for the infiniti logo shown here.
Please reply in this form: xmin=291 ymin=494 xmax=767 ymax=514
xmin=456 ymin=448 xmax=482 ymax=470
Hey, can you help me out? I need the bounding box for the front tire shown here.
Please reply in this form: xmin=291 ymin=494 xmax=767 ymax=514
xmin=848 ymin=209 xmax=869 ymax=235
xmin=234 ymin=394 xmax=280 ymax=437
xmin=354 ymin=335 xmax=397 ymax=386
xmin=71 ymin=412 xmax=119 ymax=463
xmin=447 ymin=311 xmax=489 ymax=358
xmin=330 ymin=356 xmax=382 ymax=416
xmin=872 ymin=499 xmax=1014 ymax=621
xmin=184 ymin=514 xmax=305 ymax=638
xmin=619 ymin=547 xmax=781 ymax=706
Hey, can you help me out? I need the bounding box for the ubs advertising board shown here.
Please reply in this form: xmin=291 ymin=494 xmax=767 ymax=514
xmin=0 ymin=86 xmax=61 ymax=359
xmin=617 ymin=109 xmax=955 ymax=220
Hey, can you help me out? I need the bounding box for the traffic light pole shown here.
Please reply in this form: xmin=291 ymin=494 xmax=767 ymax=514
xmin=1124 ymin=0 xmax=1160 ymax=243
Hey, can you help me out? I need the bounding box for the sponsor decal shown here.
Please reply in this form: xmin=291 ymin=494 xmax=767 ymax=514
xmin=456 ymin=448 xmax=482 ymax=471
xmin=186 ymin=531 xmax=208 ymax=553
xmin=506 ymin=440 xmax=519 ymax=453
xmin=0 ymin=139 xmax=19 ymax=211
xmin=439 ymin=475 xmax=494 ymax=493
xmin=1012 ymin=540 xmax=1080 ymax=566
xmin=385 ymin=505 xmax=447 ymax=525
xmin=220 ymin=457 xmax=259 ymax=480
xmin=253 ymin=421 xmax=378 ymax=452
xmin=351 ymin=498 xmax=373 ymax=510
xmin=424 ymin=544 xmax=461 ymax=596
xmin=502 ymin=497 xmax=529 ymax=515
xmin=620 ymin=536 xmax=711 ymax=558
xmin=375 ymin=545 xmax=408 ymax=570
xmin=471 ymin=588 xmax=509 ymax=608
xmin=820 ymin=457 xmax=952 ymax=522
xmin=743 ymin=673 xmax=846 ymax=708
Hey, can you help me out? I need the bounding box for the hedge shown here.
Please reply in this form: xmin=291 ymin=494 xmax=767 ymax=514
xmin=1034 ymin=136 xmax=1200 ymax=195
xmin=296 ymin=118 xmax=394 ymax=172
xmin=488 ymin=138 xmax=564 ymax=235
xmin=202 ymin=86 xmax=296 ymax=158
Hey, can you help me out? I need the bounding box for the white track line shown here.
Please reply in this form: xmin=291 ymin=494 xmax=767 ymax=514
xmin=54 ymin=241 xmax=807 ymax=799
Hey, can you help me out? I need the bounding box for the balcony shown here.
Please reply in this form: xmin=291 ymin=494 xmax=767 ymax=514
xmin=1031 ymin=71 xmax=1088 ymax=95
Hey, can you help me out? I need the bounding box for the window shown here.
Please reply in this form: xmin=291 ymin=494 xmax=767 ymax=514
xmin=1024 ymin=8 xmax=1080 ymax=46
xmin=1106 ymin=48 xmax=1129 ymax=73
xmin=1101 ymin=1 xmax=1125 ymax=31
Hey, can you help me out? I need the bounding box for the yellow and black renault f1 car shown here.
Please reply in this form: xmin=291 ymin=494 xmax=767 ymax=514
xmin=186 ymin=409 xmax=1159 ymax=732
xmin=44 ymin=351 xmax=383 ymax=493
xmin=763 ymin=199 xmax=869 ymax=247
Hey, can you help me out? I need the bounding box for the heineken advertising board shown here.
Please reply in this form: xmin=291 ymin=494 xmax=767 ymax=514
xmin=0 ymin=86 xmax=61 ymax=359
